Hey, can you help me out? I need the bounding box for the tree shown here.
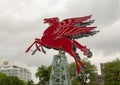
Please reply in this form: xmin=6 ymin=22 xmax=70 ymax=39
xmin=27 ymin=80 xmax=34 ymax=85
xmin=35 ymin=58 xmax=97 ymax=85
xmin=103 ymin=58 xmax=120 ymax=85
xmin=35 ymin=65 xmax=51 ymax=85
xmin=0 ymin=72 xmax=25 ymax=85
xmin=0 ymin=73 xmax=7 ymax=85
xmin=70 ymin=58 xmax=97 ymax=85
xmin=0 ymin=72 xmax=6 ymax=79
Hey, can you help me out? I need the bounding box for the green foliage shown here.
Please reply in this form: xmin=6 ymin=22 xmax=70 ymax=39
xmin=70 ymin=58 xmax=97 ymax=85
xmin=103 ymin=58 xmax=120 ymax=85
xmin=27 ymin=80 xmax=34 ymax=85
xmin=35 ymin=58 xmax=97 ymax=85
xmin=0 ymin=72 xmax=7 ymax=79
xmin=0 ymin=72 xmax=25 ymax=85
xmin=35 ymin=65 xmax=51 ymax=85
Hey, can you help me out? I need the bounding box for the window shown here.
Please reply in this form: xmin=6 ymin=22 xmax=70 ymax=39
xmin=3 ymin=61 xmax=8 ymax=65
xmin=13 ymin=65 xmax=18 ymax=68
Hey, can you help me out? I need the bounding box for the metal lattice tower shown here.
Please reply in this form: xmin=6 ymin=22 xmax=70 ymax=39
xmin=49 ymin=50 xmax=71 ymax=85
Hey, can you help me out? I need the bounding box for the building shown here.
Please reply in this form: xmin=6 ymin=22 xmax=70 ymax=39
xmin=0 ymin=58 xmax=31 ymax=82
xmin=100 ymin=63 xmax=104 ymax=77
xmin=94 ymin=63 xmax=105 ymax=85
xmin=95 ymin=75 xmax=103 ymax=85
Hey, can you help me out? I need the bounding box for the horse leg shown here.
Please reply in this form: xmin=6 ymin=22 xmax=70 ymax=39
xmin=73 ymin=40 xmax=92 ymax=58
xmin=67 ymin=49 xmax=86 ymax=74
xmin=72 ymin=44 xmax=86 ymax=68
xmin=26 ymin=41 xmax=36 ymax=52
xmin=26 ymin=38 xmax=42 ymax=52
xmin=60 ymin=40 xmax=85 ymax=74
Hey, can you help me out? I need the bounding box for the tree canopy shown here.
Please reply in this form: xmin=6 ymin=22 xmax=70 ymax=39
xmin=103 ymin=58 xmax=120 ymax=85
xmin=35 ymin=58 xmax=97 ymax=85
xmin=0 ymin=72 xmax=36 ymax=85
xmin=0 ymin=72 xmax=25 ymax=85
xmin=70 ymin=58 xmax=97 ymax=85
xmin=35 ymin=65 xmax=51 ymax=85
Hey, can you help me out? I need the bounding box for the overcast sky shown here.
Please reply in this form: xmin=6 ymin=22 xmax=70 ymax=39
xmin=0 ymin=0 xmax=120 ymax=83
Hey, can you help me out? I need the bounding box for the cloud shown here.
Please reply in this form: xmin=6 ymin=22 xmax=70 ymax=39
xmin=89 ymin=20 xmax=120 ymax=55
xmin=61 ymin=0 xmax=120 ymax=26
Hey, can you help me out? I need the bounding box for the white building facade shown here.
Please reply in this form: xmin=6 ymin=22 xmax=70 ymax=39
xmin=0 ymin=58 xmax=31 ymax=82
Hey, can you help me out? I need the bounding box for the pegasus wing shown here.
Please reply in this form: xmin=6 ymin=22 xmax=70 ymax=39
xmin=57 ymin=26 xmax=97 ymax=38
xmin=60 ymin=15 xmax=92 ymax=26
xmin=53 ymin=15 xmax=98 ymax=39
xmin=52 ymin=15 xmax=92 ymax=35
xmin=43 ymin=15 xmax=98 ymax=39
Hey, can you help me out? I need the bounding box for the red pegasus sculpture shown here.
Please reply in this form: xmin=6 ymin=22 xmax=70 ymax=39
xmin=26 ymin=15 xmax=99 ymax=74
